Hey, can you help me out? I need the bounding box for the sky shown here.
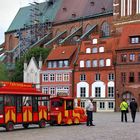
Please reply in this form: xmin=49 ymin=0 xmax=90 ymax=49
xmin=0 ymin=0 xmax=45 ymax=45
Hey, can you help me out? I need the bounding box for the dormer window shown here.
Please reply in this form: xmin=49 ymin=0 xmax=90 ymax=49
xmin=130 ymin=36 xmax=140 ymax=44
xmin=102 ymin=7 xmax=106 ymax=12
xmin=72 ymin=13 xmax=76 ymax=18
xmin=92 ymin=38 xmax=98 ymax=44
xmin=63 ymin=7 xmax=67 ymax=12
xmin=90 ymin=1 xmax=94 ymax=6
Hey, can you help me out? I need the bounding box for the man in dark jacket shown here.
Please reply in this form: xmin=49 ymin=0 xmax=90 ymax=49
xmin=130 ymin=98 xmax=138 ymax=122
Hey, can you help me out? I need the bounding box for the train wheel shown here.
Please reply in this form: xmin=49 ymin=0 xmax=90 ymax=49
xmin=23 ymin=123 xmax=29 ymax=129
xmin=66 ymin=118 xmax=72 ymax=125
xmin=6 ymin=122 xmax=14 ymax=131
xmin=73 ymin=117 xmax=80 ymax=125
xmin=39 ymin=119 xmax=46 ymax=128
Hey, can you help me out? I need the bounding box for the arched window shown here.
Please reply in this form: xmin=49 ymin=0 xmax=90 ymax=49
xmin=101 ymin=22 xmax=110 ymax=37
xmin=84 ymin=24 xmax=92 ymax=33
xmin=86 ymin=48 xmax=91 ymax=53
xmin=86 ymin=60 xmax=91 ymax=67
xmin=80 ymin=60 xmax=84 ymax=68
xmin=99 ymin=47 xmax=104 ymax=53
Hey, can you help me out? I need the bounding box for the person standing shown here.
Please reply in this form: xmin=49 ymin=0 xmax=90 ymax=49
xmin=86 ymin=98 xmax=95 ymax=126
xmin=130 ymin=98 xmax=138 ymax=123
xmin=120 ymin=99 xmax=128 ymax=122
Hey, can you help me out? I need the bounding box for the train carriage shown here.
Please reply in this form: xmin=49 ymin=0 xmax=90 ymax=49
xmin=49 ymin=96 xmax=87 ymax=125
xmin=0 ymin=81 xmax=50 ymax=131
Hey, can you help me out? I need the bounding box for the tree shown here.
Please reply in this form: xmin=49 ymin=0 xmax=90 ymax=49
xmin=11 ymin=47 xmax=51 ymax=82
xmin=0 ymin=62 xmax=9 ymax=81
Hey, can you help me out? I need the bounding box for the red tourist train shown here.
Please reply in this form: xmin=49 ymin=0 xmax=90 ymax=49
xmin=0 ymin=81 xmax=87 ymax=131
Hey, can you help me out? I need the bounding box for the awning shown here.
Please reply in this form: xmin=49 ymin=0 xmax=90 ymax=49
xmin=59 ymin=26 xmax=82 ymax=45
xmin=30 ymin=32 xmax=52 ymax=49
xmin=44 ymin=30 xmax=67 ymax=47
xmin=77 ymin=24 xmax=97 ymax=42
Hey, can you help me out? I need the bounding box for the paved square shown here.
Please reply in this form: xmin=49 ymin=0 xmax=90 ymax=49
xmin=0 ymin=112 xmax=140 ymax=140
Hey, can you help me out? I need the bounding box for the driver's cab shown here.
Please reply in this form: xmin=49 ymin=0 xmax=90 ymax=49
xmin=50 ymin=96 xmax=74 ymax=112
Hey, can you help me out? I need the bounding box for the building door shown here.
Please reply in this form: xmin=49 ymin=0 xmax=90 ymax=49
xmin=122 ymin=91 xmax=133 ymax=105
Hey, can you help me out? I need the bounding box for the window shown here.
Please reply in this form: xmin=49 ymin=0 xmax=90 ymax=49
xmin=136 ymin=0 xmax=140 ymax=14
xmin=48 ymin=61 xmax=52 ymax=68
xmin=99 ymin=102 xmax=105 ymax=109
xmin=108 ymin=102 xmax=114 ymax=109
xmin=138 ymin=54 xmax=140 ymax=61
xmin=86 ymin=48 xmax=91 ymax=53
xmin=99 ymin=59 xmax=104 ymax=67
xmin=80 ymin=60 xmax=84 ymax=68
xmin=43 ymin=87 xmax=49 ymax=94
xmin=106 ymin=59 xmax=111 ymax=66
xmin=129 ymin=72 xmax=134 ymax=83
xmin=92 ymin=47 xmax=98 ymax=53
xmin=99 ymin=47 xmax=104 ymax=53
xmin=80 ymin=101 xmax=85 ymax=108
xmin=129 ymin=54 xmax=135 ymax=62
xmin=80 ymin=74 xmax=86 ymax=81
xmin=127 ymin=0 xmax=132 ymax=15
xmin=43 ymin=74 xmax=48 ymax=82
xmin=52 ymin=61 xmax=57 ymax=68
xmin=95 ymin=87 xmax=101 ymax=97
xmin=80 ymin=87 xmax=86 ymax=97
xmin=121 ymin=0 xmax=126 ymax=16
xmin=92 ymin=38 xmax=98 ymax=44
xmin=121 ymin=72 xmax=126 ymax=83
xmin=56 ymin=74 xmax=62 ymax=81
xmin=108 ymin=73 xmax=114 ymax=81
xmin=108 ymin=87 xmax=114 ymax=98
xmin=64 ymin=60 xmax=69 ymax=67
xmin=92 ymin=60 xmax=98 ymax=67
xmin=101 ymin=22 xmax=110 ymax=37
xmin=121 ymin=54 xmax=127 ymax=62
xmin=95 ymin=73 xmax=100 ymax=81
xmin=0 ymin=96 xmax=3 ymax=114
xmin=50 ymin=74 xmax=55 ymax=82
xmin=50 ymin=87 xmax=55 ymax=95
xmin=130 ymin=36 xmax=140 ymax=44
xmin=86 ymin=60 xmax=91 ymax=67
xmin=63 ymin=73 xmax=69 ymax=81
xmin=58 ymin=61 xmax=63 ymax=68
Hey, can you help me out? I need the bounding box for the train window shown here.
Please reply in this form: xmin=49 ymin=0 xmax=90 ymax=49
xmin=0 ymin=96 xmax=4 ymax=114
xmin=23 ymin=96 xmax=32 ymax=106
xmin=32 ymin=97 xmax=38 ymax=112
xmin=66 ymin=100 xmax=73 ymax=110
xmin=52 ymin=100 xmax=63 ymax=107
xmin=16 ymin=96 xmax=22 ymax=113
xmin=5 ymin=95 xmax=15 ymax=106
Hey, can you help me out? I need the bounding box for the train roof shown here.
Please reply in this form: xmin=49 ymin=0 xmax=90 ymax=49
xmin=50 ymin=96 xmax=74 ymax=100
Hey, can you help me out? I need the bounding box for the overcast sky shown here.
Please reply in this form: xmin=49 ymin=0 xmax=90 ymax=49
xmin=0 ymin=0 xmax=45 ymax=44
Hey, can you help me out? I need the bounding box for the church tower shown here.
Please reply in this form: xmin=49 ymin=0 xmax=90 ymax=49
xmin=113 ymin=0 xmax=140 ymax=25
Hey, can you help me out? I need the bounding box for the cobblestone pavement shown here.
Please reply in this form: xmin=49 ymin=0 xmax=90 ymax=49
xmin=0 ymin=112 xmax=140 ymax=140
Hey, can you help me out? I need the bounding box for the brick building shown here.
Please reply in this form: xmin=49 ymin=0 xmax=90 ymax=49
xmin=2 ymin=0 xmax=140 ymax=111
xmin=40 ymin=46 xmax=77 ymax=97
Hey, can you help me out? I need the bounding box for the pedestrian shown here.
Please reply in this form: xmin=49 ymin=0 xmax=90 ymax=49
xmin=85 ymin=98 xmax=95 ymax=126
xmin=130 ymin=98 xmax=138 ymax=123
xmin=120 ymin=98 xmax=128 ymax=122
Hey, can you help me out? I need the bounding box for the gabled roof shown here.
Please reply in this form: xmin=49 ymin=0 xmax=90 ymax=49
xmin=44 ymin=30 xmax=67 ymax=47
xmin=60 ymin=26 xmax=82 ymax=44
xmin=77 ymin=24 xmax=97 ymax=41
xmin=47 ymin=46 xmax=77 ymax=61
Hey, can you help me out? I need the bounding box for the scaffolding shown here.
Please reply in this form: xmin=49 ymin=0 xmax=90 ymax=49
xmin=12 ymin=0 xmax=52 ymax=61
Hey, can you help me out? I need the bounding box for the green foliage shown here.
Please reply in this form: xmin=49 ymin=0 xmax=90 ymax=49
xmin=11 ymin=47 xmax=51 ymax=82
xmin=0 ymin=63 xmax=9 ymax=81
